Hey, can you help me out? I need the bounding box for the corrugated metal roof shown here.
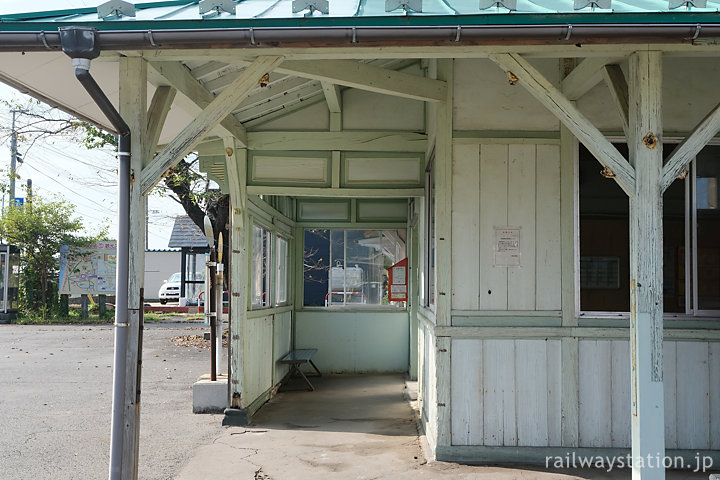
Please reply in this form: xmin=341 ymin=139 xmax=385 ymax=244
xmin=167 ymin=215 xmax=209 ymax=248
xmin=1 ymin=0 xmax=718 ymax=26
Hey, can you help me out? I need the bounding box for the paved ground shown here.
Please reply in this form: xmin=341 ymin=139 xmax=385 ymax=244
xmin=0 ymin=321 xmax=224 ymax=480
xmin=1 ymin=323 xmax=717 ymax=480
xmin=177 ymin=374 xmax=717 ymax=480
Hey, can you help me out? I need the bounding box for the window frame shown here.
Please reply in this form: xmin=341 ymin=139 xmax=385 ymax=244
xmin=578 ymin=144 xmax=720 ymax=319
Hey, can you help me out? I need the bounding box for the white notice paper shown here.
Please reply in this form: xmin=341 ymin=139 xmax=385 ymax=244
xmin=392 ymin=266 xmax=406 ymax=284
xmin=494 ymin=226 xmax=521 ymax=267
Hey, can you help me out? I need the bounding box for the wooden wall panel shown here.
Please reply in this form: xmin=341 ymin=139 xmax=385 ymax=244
xmin=610 ymin=340 xmax=630 ymax=448
xmin=664 ymin=341 xmax=678 ymax=449
xmin=535 ymin=145 xmax=562 ymax=310
xmin=451 ymin=339 xmax=484 ymax=445
xmin=478 ymin=145 xmax=509 ymax=310
xmin=483 ymin=339 xmax=516 ymax=445
xmin=452 ymin=143 xmax=562 ymax=311
xmin=243 ymin=315 xmax=274 ymax=406
xmin=710 ymin=343 xmax=720 ymax=450
xmin=272 ymin=312 xmax=292 ymax=385
xmin=676 ymin=341 xmax=710 ymax=449
xmin=546 ymin=340 xmax=562 ymax=446
xmin=452 ymin=145 xmax=480 ymax=310
xmin=578 ymin=340 xmax=612 ymax=447
xmin=450 ymin=338 xmax=562 ymax=447
xmin=507 ymin=145 xmax=537 ymax=310
xmin=516 ymin=339 xmax=548 ymax=446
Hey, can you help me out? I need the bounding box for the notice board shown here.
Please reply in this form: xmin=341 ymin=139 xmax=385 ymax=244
xmin=388 ymin=258 xmax=408 ymax=302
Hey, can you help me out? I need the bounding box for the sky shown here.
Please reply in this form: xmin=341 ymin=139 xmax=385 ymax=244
xmin=0 ymin=83 xmax=187 ymax=250
xmin=0 ymin=1 xmax=207 ymax=250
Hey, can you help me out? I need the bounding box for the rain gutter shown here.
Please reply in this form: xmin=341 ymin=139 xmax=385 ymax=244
xmin=0 ymin=22 xmax=718 ymax=51
xmin=58 ymin=26 xmax=131 ymax=480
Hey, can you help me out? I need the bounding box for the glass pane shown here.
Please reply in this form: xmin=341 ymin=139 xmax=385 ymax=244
xmin=275 ymin=237 xmax=288 ymax=305
xmin=695 ymin=148 xmax=720 ymax=310
xmin=183 ymin=253 xmax=205 ymax=301
xmin=303 ymin=229 xmax=330 ymax=307
xmin=663 ymin=177 xmax=686 ymax=313
xmin=303 ymin=229 xmax=406 ymax=308
xmin=252 ymin=225 xmax=264 ymax=307
xmin=579 ymin=145 xmax=630 ymax=312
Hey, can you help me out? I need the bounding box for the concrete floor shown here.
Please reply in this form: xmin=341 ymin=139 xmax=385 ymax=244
xmin=176 ymin=374 xmax=716 ymax=479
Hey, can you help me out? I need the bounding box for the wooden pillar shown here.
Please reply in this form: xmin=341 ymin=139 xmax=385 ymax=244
xmin=434 ymin=58 xmax=453 ymax=448
xmin=224 ymin=138 xmax=248 ymax=413
xmin=628 ymin=51 xmax=665 ymax=480
xmin=119 ymin=56 xmax=147 ymax=480
xmin=408 ymin=211 xmax=420 ymax=380
xmin=560 ymin=59 xmax=580 ymax=448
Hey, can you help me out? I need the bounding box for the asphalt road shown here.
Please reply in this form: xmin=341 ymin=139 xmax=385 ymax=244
xmin=0 ymin=321 xmax=225 ymax=480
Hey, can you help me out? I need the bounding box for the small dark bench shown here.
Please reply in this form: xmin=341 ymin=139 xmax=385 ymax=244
xmin=278 ymin=349 xmax=321 ymax=391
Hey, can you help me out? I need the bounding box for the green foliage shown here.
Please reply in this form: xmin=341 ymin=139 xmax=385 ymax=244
xmin=0 ymin=195 xmax=104 ymax=315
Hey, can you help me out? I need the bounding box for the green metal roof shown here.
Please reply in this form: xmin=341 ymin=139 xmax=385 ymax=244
xmin=1 ymin=0 xmax=719 ymax=29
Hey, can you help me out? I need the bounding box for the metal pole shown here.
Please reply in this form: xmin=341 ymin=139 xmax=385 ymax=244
xmin=209 ymin=248 xmax=217 ymax=381
xmin=216 ymin=260 xmax=223 ymax=376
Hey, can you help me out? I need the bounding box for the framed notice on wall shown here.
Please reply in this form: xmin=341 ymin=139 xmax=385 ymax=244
xmin=388 ymin=258 xmax=408 ymax=302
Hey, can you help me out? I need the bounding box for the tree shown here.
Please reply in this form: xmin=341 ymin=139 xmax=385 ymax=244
xmin=0 ymin=98 xmax=231 ymax=273
xmin=0 ymin=195 xmax=100 ymax=313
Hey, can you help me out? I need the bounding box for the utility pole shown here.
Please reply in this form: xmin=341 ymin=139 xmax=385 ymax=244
xmin=9 ymin=109 xmax=22 ymax=206
xmin=26 ymin=179 xmax=32 ymax=208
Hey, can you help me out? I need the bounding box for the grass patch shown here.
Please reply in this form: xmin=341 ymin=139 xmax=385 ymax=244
xmin=15 ymin=309 xmax=114 ymax=325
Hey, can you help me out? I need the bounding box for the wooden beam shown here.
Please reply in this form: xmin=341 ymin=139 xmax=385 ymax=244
xmin=489 ymin=53 xmax=636 ymax=197
xmin=602 ymin=65 xmax=630 ymax=140
xmin=141 ymin=56 xmax=284 ymax=195
xmin=321 ymin=81 xmax=342 ymax=113
xmin=148 ymin=61 xmax=248 ymax=146
xmin=118 ymin=56 xmax=148 ymax=480
xmin=628 ymin=50 xmax=665 ymax=480
xmin=661 ymin=101 xmax=720 ymax=192
xmin=561 ymin=57 xmax=615 ymax=100
xmin=247 ymin=131 xmax=427 ymax=152
xmin=144 ymin=86 xmax=176 ymax=162
xmin=247 ymin=186 xmax=424 ymax=198
xmin=273 ymin=60 xmax=447 ymax=102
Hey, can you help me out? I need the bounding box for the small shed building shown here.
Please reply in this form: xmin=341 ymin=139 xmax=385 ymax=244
xmin=1 ymin=1 xmax=720 ymax=479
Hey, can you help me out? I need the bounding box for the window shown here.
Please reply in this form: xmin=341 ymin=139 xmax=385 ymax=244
xmin=275 ymin=236 xmax=289 ymax=305
xmin=423 ymin=156 xmax=436 ymax=308
xmin=252 ymin=224 xmax=271 ymax=308
xmin=303 ymin=229 xmax=406 ymax=307
xmin=579 ymin=144 xmax=720 ymax=315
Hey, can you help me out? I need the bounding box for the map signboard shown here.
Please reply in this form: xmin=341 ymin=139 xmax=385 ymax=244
xmin=59 ymin=242 xmax=117 ymax=295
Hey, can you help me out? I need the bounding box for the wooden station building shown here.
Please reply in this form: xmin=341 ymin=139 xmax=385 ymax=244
xmin=1 ymin=1 xmax=720 ymax=478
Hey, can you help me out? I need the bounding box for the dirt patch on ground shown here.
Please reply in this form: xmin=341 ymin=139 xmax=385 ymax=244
xmin=170 ymin=334 xmax=228 ymax=349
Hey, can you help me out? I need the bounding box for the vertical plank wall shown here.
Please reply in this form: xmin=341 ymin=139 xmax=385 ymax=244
xmin=450 ymin=338 xmax=562 ymax=446
xmin=451 ymin=144 xmax=562 ymax=311
xmin=242 ymin=311 xmax=293 ymax=407
xmin=450 ymin=338 xmax=720 ymax=448
xmin=578 ymin=340 xmax=720 ymax=449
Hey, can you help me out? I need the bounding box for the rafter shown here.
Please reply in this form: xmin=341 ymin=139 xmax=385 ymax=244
xmin=321 ymin=82 xmax=342 ymax=113
xmin=561 ymin=57 xmax=616 ymax=100
xmin=148 ymin=61 xmax=248 ymax=146
xmin=141 ymin=56 xmax=284 ymax=195
xmin=602 ymin=64 xmax=630 ymax=140
xmin=144 ymin=85 xmax=176 ymax=162
xmin=489 ymin=53 xmax=635 ymax=196
xmin=661 ymin=101 xmax=720 ymax=191
xmin=272 ymin=60 xmax=447 ymax=102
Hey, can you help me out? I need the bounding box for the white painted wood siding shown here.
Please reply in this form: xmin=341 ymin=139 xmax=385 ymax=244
xmin=578 ymin=339 xmax=720 ymax=450
xmin=451 ymin=144 xmax=562 ymax=311
xmin=450 ymin=338 xmax=561 ymax=447
xmin=243 ymin=314 xmax=274 ymax=405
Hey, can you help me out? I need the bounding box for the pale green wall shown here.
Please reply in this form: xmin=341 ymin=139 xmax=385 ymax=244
xmin=295 ymin=310 xmax=410 ymax=373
